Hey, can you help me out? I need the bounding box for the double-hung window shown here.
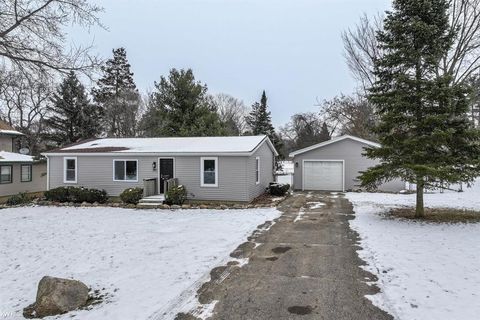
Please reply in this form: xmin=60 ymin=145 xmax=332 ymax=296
xmin=255 ymin=157 xmax=260 ymax=184
xmin=64 ymin=157 xmax=77 ymax=183
xmin=21 ymin=164 xmax=32 ymax=182
xmin=0 ymin=165 xmax=12 ymax=184
xmin=114 ymin=160 xmax=138 ymax=182
xmin=201 ymin=157 xmax=218 ymax=187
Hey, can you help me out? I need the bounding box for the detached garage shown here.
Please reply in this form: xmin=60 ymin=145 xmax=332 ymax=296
xmin=289 ymin=135 xmax=404 ymax=192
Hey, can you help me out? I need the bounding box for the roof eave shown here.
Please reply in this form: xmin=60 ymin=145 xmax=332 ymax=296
xmin=289 ymin=135 xmax=380 ymax=157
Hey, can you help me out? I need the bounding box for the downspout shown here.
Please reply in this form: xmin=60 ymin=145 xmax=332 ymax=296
xmin=46 ymin=156 xmax=50 ymax=191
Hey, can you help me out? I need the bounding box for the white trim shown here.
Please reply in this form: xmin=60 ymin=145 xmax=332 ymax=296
xmin=20 ymin=164 xmax=32 ymax=182
xmin=63 ymin=157 xmax=77 ymax=184
xmin=200 ymin=157 xmax=218 ymax=188
xmin=46 ymin=156 xmax=50 ymax=190
xmin=289 ymin=135 xmax=381 ymax=157
xmin=301 ymin=159 xmax=345 ymax=192
xmin=44 ymin=151 xmax=266 ymax=157
xmin=158 ymin=157 xmax=176 ymax=194
xmin=112 ymin=159 xmax=139 ymax=182
xmin=255 ymin=156 xmax=260 ymax=185
xmin=251 ymin=136 xmax=279 ymax=157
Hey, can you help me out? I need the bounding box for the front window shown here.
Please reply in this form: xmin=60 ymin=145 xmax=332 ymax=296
xmin=0 ymin=165 xmax=12 ymax=184
xmin=201 ymin=157 xmax=218 ymax=187
xmin=64 ymin=157 xmax=77 ymax=183
xmin=21 ymin=164 xmax=32 ymax=182
xmin=114 ymin=160 xmax=138 ymax=181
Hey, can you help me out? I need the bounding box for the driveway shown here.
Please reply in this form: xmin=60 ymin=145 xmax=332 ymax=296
xmin=177 ymin=192 xmax=393 ymax=320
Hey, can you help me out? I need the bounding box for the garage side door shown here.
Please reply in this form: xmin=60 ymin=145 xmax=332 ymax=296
xmin=303 ymin=161 xmax=343 ymax=191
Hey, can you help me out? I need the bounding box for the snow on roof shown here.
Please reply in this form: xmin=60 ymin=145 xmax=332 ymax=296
xmin=0 ymin=129 xmax=24 ymax=136
xmin=45 ymin=135 xmax=277 ymax=155
xmin=0 ymin=151 xmax=34 ymax=163
xmin=289 ymin=135 xmax=381 ymax=157
xmin=0 ymin=120 xmax=23 ymax=136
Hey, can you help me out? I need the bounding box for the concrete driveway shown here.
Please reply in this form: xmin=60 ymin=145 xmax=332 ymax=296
xmin=177 ymin=192 xmax=393 ymax=320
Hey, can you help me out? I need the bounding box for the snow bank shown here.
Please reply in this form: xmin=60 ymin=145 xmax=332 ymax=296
xmin=346 ymin=180 xmax=480 ymax=320
xmin=0 ymin=206 xmax=280 ymax=320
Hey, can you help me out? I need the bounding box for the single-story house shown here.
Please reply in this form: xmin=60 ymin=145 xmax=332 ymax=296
xmin=0 ymin=121 xmax=47 ymax=199
xmin=43 ymin=135 xmax=278 ymax=202
xmin=0 ymin=152 xmax=47 ymax=198
xmin=289 ymin=135 xmax=405 ymax=192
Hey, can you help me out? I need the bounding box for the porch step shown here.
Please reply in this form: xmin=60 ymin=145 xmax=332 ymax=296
xmin=139 ymin=195 xmax=165 ymax=205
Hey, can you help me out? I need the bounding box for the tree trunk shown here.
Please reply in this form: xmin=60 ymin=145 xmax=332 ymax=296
xmin=415 ymin=176 xmax=425 ymax=218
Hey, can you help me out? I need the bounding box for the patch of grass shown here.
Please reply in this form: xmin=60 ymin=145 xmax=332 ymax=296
xmin=389 ymin=207 xmax=480 ymax=223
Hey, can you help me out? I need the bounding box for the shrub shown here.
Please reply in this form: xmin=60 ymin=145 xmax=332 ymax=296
xmin=267 ymin=183 xmax=290 ymax=196
xmin=6 ymin=193 xmax=32 ymax=206
xmin=120 ymin=187 xmax=144 ymax=205
xmin=165 ymin=185 xmax=187 ymax=205
xmin=69 ymin=187 xmax=108 ymax=203
xmin=44 ymin=187 xmax=108 ymax=203
xmin=44 ymin=187 xmax=71 ymax=202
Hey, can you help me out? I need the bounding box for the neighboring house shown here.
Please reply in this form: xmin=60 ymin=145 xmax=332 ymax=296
xmin=43 ymin=135 xmax=278 ymax=202
xmin=0 ymin=121 xmax=47 ymax=198
xmin=289 ymin=135 xmax=405 ymax=192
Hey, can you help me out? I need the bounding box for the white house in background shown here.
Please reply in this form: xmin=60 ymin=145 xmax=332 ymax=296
xmin=0 ymin=121 xmax=47 ymax=199
xmin=289 ymin=135 xmax=405 ymax=192
xmin=43 ymin=135 xmax=278 ymax=202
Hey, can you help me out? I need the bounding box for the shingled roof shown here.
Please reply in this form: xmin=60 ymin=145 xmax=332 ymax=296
xmin=0 ymin=120 xmax=23 ymax=136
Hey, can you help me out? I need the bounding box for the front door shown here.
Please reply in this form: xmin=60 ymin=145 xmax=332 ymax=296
xmin=159 ymin=158 xmax=174 ymax=194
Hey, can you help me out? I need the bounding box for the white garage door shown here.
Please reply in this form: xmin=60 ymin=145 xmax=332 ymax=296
xmin=303 ymin=161 xmax=344 ymax=191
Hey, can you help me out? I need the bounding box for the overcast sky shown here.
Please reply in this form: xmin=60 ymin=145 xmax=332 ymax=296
xmin=75 ymin=0 xmax=391 ymax=127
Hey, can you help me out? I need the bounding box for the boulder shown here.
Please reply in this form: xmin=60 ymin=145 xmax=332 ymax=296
xmin=24 ymin=276 xmax=89 ymax=318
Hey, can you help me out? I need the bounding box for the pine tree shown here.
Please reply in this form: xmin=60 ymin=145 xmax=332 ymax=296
xmin=319 ymin=122 xmax=330 ymax=142
xmin=44 ymin=71 xmax=101 ymax=146
xmin=92 ymin=47 xmax=140 ymax=137
xmin=246 ymin=91 xmax=283 ymax=159
xmin=360 ymin=0 xmax=480 ymax=217
xmin=246 ymin=91 xmax=275 ymax=135
xmin=140 ymin=68 xmax=226 ymax=137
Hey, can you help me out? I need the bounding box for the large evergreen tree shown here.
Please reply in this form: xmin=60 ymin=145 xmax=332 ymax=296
xmin=360 ymin=0 xmax=480 ymax=217
xmin=92 ymin=47 xmax=140 ymax=137
xmin=246 ymin=91 xmax=284 ymax=159
xmin=44 ymin=71 xmax=101 ymax=146
xmin=140 ymin=68 xmax=226 ymax=137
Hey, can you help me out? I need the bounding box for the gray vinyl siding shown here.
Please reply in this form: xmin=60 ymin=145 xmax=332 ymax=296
xmin=47 ymin=140 xmax=277 ymax=202
xmin=246 ymin=141 xmax=274 ymax=200
xmin=0 ymin=136 xmax=13 ymax=152
xmin=175 ymin=156 xmax=250 ymax=202
xmin=48 ymin=155 xmax=159 ymax=196
xmin=293 ymin=139 xmax=405 ymax=192
xmin=0 ymin=162 xmax=47 ymax=197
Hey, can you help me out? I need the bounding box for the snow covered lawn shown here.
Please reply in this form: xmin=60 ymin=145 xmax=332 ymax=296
xmin=346 ymin=181 xmax=480 ymax=320
xmin=0 ymin=206 xmax=280 ymax=320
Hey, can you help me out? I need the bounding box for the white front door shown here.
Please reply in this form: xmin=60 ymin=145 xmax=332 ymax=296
xmin=303 ymin=160 xmax=344 ymax=191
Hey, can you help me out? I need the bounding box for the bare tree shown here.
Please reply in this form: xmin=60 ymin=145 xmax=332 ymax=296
xmin=0 ymin=69 xmax=52 ymax=154
xmin=446 ymin=0 xmax=480 ymax=84
xmin=281 ymin=112 xmax=331 ymax=151
xmin=0 ymin=0 xmax=103 ymax=77
xmin=343 ymin=0 xmax=480 ymax=89
xmin=318 ymin=94 xmax=376 ymax=140
xmin=211 ymin=93 xmax=248 ymax=135
xmin=342 ymin=13 xmax=383 ymax=93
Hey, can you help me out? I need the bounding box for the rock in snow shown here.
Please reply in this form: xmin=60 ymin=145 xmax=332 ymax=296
xmin=24 ymin=276 xmax=89 ymax=318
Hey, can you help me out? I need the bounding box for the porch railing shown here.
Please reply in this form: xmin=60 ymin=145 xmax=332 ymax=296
xmin=164 ymin=178 xmax=179 ymax=194
xmin=143 ymin=178 xmax=158 ymax=197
